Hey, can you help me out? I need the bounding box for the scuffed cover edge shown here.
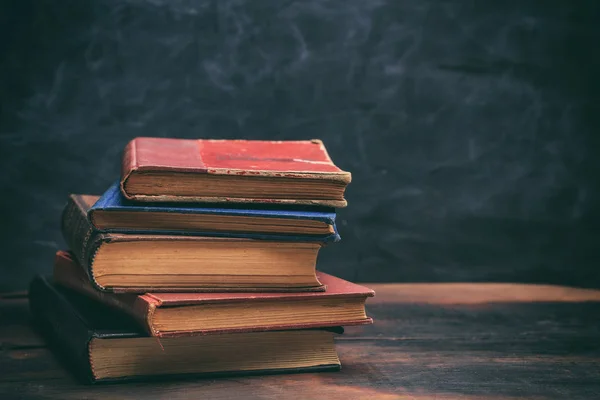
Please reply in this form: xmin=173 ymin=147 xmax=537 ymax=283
xmin=124 ymin=195 xmax=348 ymax=208
xmin=120 ymin=138 xmax=138 ymax=200
xmin=106 ymin=284 xmax=327 ymax=294
xmin=154 ymin=318 xmax=372 ymax=338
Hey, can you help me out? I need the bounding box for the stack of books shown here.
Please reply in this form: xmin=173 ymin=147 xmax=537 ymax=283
xmin=30 ymin=138 xmax=374 ymax=383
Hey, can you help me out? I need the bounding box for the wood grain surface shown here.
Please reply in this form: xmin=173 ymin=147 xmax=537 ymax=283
xmin=1 ymin=283 xmax=600 ymax=399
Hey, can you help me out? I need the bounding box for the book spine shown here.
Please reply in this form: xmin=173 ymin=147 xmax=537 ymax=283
xmin=61 ymin=195 xmax=95 ymax=273
xmin=29 ymin=276 xmax=95 ymax=382
xmin=120 ymin=138 xmax=138 ymax=199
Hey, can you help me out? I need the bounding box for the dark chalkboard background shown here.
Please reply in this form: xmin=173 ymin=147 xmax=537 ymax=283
xmin=1 ymin=0 xmax=599 ymax=291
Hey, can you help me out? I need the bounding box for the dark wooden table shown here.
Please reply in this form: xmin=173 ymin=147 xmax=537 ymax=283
xmin=2 ymin=283 xmax=600 ymax=399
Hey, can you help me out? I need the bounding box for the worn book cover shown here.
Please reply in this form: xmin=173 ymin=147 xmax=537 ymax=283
xmin=54 ymin=250 xmax=374 ymax=337
xmin=29 ymin=276 xmax=342 ymax=383
xmin=90 ymin=181 xmax=340 ymax=242
xmin=120 ymin=138 xmax=351 ymax=207
xmin=61 ymin=194 xmax=326 ymax=292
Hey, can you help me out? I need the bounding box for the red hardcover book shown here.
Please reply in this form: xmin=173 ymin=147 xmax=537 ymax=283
xmin=54 ymin=251 xmax=374 ymax=338
xmin=120 ymin=138 xmax=351 ymax=207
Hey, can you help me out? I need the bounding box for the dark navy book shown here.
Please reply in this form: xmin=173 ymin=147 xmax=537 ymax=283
xmin=88 ymin=182 xmax=340 ymax=243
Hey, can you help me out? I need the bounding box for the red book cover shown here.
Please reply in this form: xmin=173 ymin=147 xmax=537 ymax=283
xmin=54 ymin=251 xmax=374 ymax=337
xmin=121 ymin=138 xmax=351 ymax=207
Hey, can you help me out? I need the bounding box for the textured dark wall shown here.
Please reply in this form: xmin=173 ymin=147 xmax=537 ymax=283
xmin=1 ymin=0 xmax=599 ymax=291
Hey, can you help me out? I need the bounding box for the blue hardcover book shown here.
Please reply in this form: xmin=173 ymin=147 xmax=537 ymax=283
xmin=89 ymin=182 xmax=340 ymax=242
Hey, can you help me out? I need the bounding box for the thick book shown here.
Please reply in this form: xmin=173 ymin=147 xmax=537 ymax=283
xmin=54 ymin=250 xmax=374 ymax=337
xmin=62 ymin=194 xmax=326 ymax=292
xmin=89 ymin=181 xmax=340 ymax=242
xmin=29 ymin=276 xmax=342 ymax=383
xmin=120 ymin=138 xmax=351 ymax=207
